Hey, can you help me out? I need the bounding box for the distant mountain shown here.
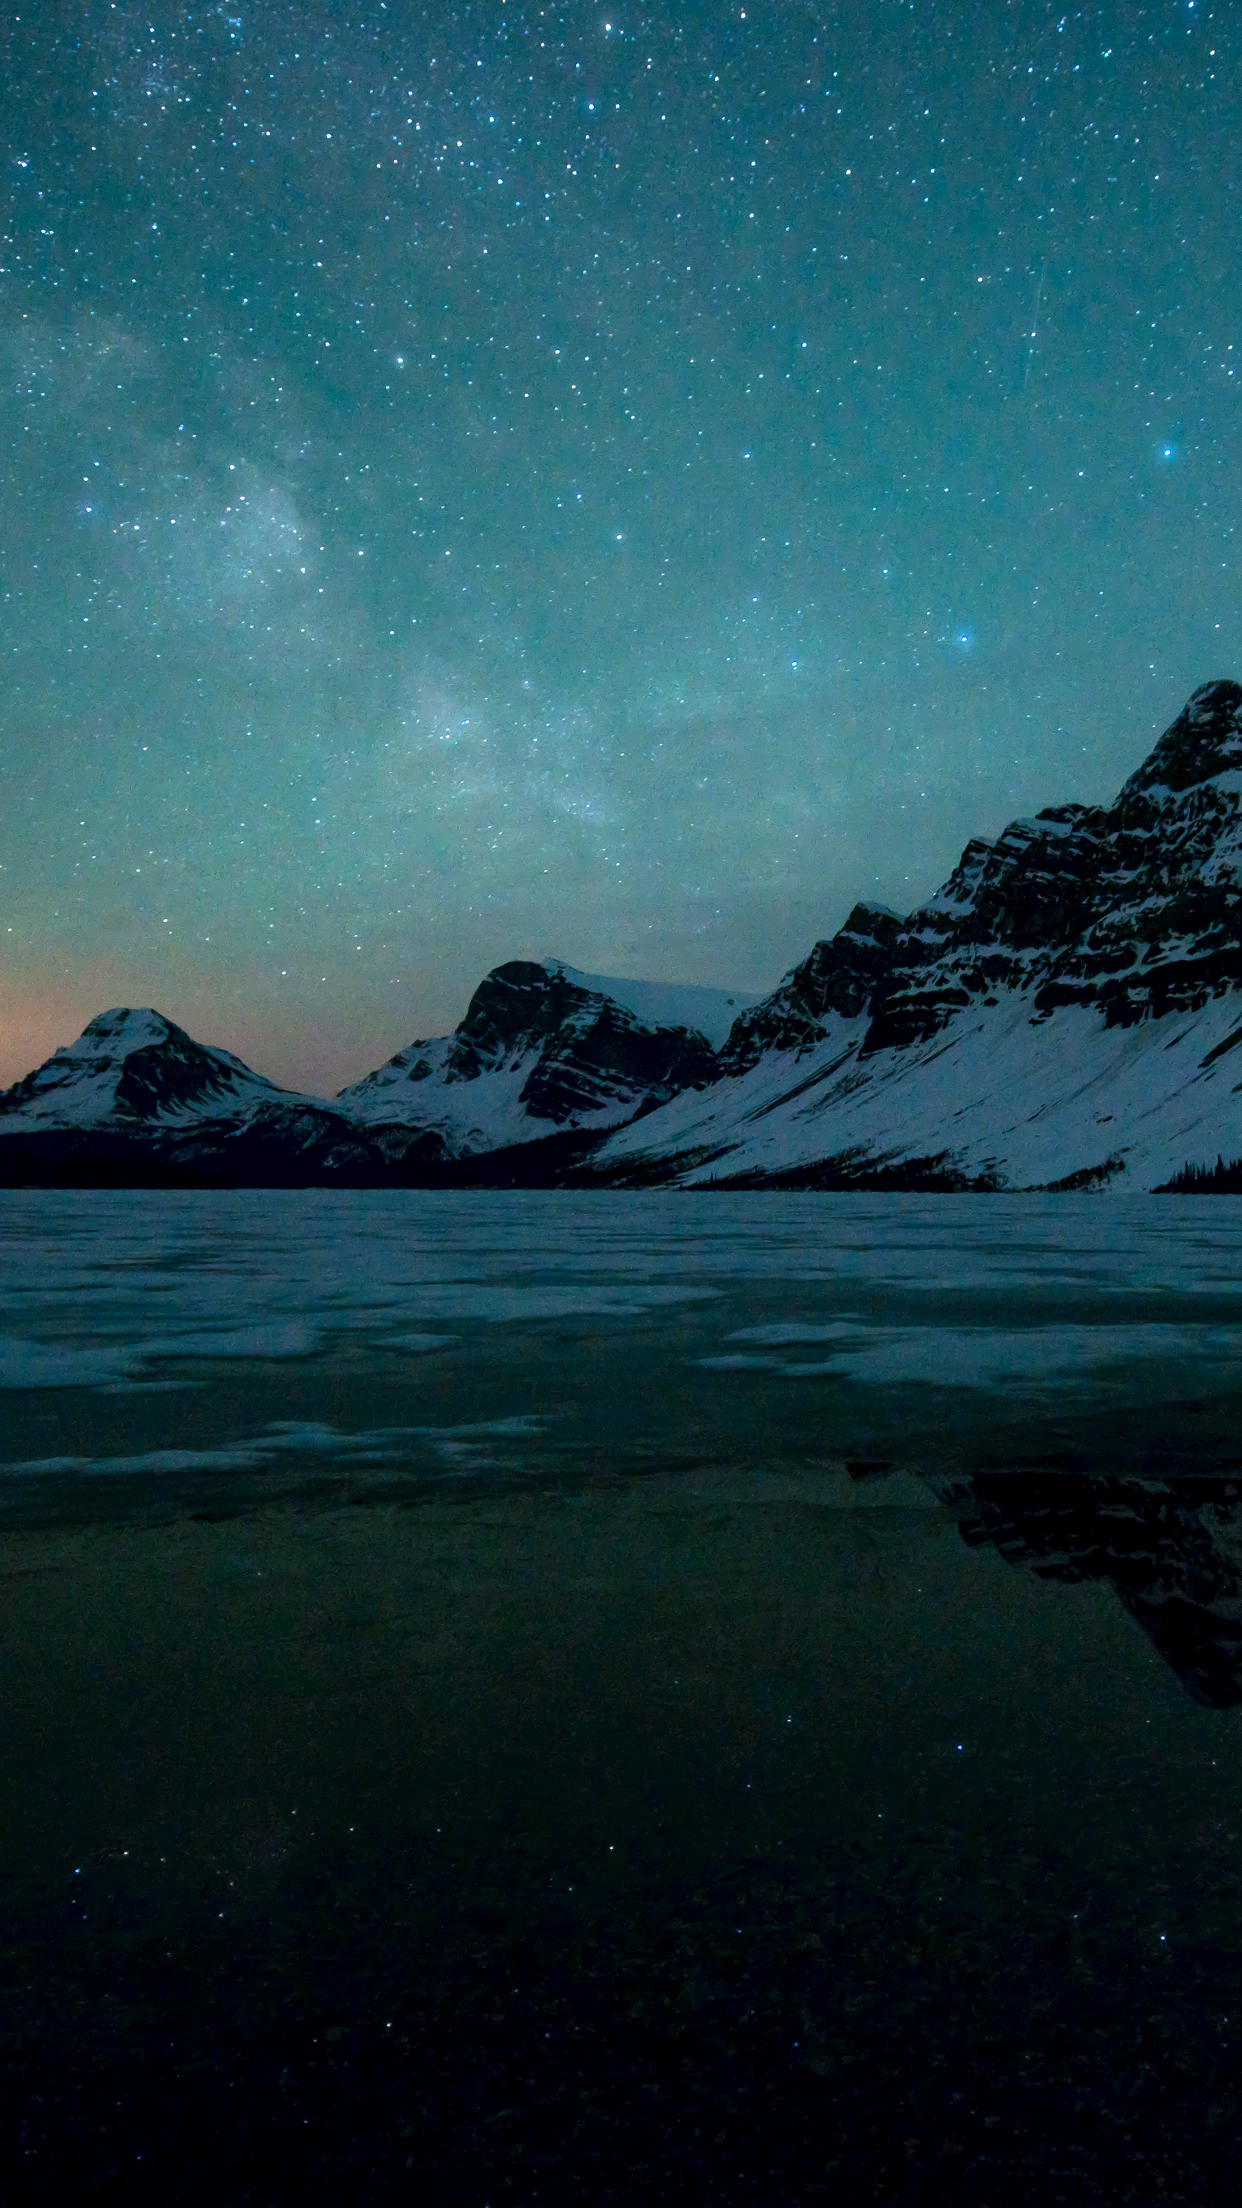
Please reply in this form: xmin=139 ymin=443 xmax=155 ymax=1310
xmin=0 ymin=1007 xmax=385 ymax=1185
xmin=0 ymin=1007 xmax=282 ymax=1129
xmin=336 ymin=960 xmax=739 ymax=1162
xmin=0 ymin=968 xmax=743 ymax=1186
xmin=1 ymin=682 xmax=1240 ymax=1189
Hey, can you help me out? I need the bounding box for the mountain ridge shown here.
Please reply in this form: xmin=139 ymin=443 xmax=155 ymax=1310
xmin=3 ymin=680 xmax=1241 ymax=1189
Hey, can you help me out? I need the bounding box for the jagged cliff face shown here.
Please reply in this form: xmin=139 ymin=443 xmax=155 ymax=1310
xmin=718 ymin=905 xmax=905 ymax=1073
xmin=715 ymin=680 xmax=1242 ymax=1071
xmin=863 ymin=679 xmax=1242 ymax=1054
xmin=338 ymin=959 xmax=719 ymax=1153
xmin=597 ymin=681 xmax=1242 ymax=1191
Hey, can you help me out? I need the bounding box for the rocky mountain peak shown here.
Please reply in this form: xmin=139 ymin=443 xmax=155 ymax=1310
xmin=76 ymin=1007 xmax=185 ymax=1054
xmin=717 ymin=902 xmax=904 ymax=1075
xmin=709 ymin=680 xmax=1242 ymax=1074
xmin=1118 ymin=679 xmax=1242 ymax=801
xmin=0 ymin=1006 xmax=280 ymax=1128
xmin=454 ymin=960 xmax=596 ymax=1067
xmin=337 ymin=957 xmax=722 ymax=1146
xmin=448 ymin=959 xmax=718 ymax=1123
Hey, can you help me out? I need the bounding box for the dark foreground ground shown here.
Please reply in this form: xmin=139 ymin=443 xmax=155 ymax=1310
xmin=8 ymin=1831 xmax=1242 ymax=2206
xmin=4 ymin=1472 xmax=1242 ymax=2205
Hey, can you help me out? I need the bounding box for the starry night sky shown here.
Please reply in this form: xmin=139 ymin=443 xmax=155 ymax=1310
xmin=1 ymin=1 xmax=1238 ymax=1093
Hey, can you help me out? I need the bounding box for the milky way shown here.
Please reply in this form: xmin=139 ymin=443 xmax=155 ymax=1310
xmin=1 ymin=1 xmax=1238 ymax=1091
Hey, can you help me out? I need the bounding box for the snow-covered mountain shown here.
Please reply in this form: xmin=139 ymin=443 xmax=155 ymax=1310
xmin=2 ymin=681 xmax=1240 ymax=1188
xmin=0 ymin=1007 xmax=384 ymax=1183
xmin=336 ymin=959 xmax=736 ymax=1161
xmin=590 ymin=679 xmax=1242 ymax=1191
xmin=0 ymin=966 xmax=743 ymax=1183
xmin=0 ymin=1007 xmax=283 ymax=1129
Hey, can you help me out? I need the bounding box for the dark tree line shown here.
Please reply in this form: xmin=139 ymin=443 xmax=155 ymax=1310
xmin=1156 ymin=1155 xmax=1242 ymax=1192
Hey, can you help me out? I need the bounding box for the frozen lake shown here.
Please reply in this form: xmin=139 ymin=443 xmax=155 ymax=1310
xmin=6 ymin=1187 xmax=1242 ymax=1707
xmin=4 ymin=1188 xmax=1242 ymax=1498
xmin=5 ymin=1192 xmax=1242 ymax=2196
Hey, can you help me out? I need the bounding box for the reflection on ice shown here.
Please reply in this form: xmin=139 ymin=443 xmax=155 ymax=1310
xmin=926 ymin=1466 xmax=1242 ymax=1709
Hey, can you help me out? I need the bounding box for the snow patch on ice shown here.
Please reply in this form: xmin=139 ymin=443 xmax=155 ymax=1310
xmin=8 ymin=1414 xmax=547 ymax=1478
xmin=697 ymin=1321 xmax=1242 ymax=1389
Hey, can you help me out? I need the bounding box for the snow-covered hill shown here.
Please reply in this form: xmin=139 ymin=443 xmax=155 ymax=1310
xmin=590 ymin=680 xmax=1242 ymax=1191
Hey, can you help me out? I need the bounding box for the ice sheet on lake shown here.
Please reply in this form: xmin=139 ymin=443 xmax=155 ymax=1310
xmin=3 ymin=1190 xmax=1242 ymax=1478
xmin=702 ymin=1321 xmax=1242 ymax=1389
xmin=9 ymin=1414 xmax=545 ymax=1479
xmin=0 ymin=1318 xmax=325 ymax=1389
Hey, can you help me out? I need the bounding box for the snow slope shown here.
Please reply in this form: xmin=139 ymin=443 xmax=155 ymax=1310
xmin=546 ymin=964 xmax=759 ymax=1049
xmin=592 ymin=988 xmax=1242 ymax=1190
